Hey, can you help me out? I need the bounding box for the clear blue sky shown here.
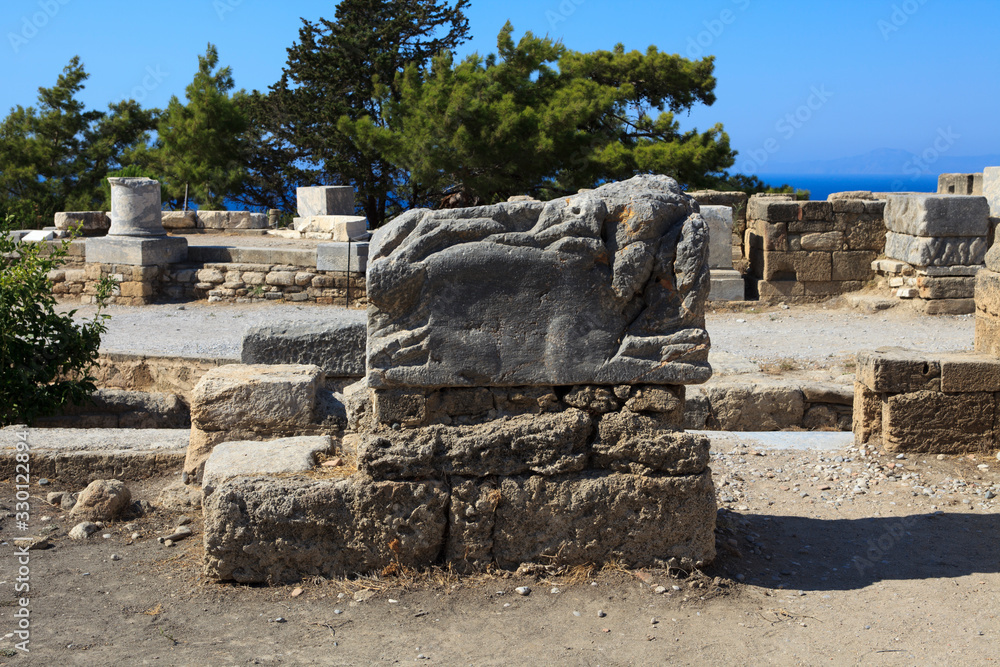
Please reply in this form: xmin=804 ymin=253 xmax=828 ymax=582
xmin=2 ymin=0 xmax=996 ymax=175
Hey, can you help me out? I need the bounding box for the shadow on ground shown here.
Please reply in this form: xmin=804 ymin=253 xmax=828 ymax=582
xmin=711 ymin=511 xmax=1000 ymax=591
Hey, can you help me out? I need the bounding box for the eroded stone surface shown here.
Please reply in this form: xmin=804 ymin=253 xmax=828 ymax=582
xmin=884 ymin=232 xmax=987 ymax=267
xmin=884 ymin=194 xmax=989 ymax=237
xmin=366 ymin=175 xmax=711 ymax=389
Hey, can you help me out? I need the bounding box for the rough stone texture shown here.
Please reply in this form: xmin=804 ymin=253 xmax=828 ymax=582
xmin=358 ymin=410 xmax=593 ymax=480
xmin=297 ymin=186 xmax=355 ymax=218
xmin=975 ymin=268 xmax=1000 ymax=316
xmin=484 ymin=471 xmax=716 ymax=570
xmin=939 ymin=354 xmax=1000 ymax=392
xmin=914 ymin=298 xmax=975 ymax=315
xmin=70 ymin=479 xmax=132 ymax=521
xmin=156 ymin=479 xmax=203 ymax=510
xmin=852 ymin=382 xmax=882 ymax=444
xmin=696 ymin=380 xmax=804 ymax=431
xmin=85 ymin=235 xmax=188 ymax=266
xmin=702 ymin=205 xmax=734 ymax=269
xmin=884 ymin=231 xmax=987 ymax=267
xmin=884 ymin=194 xmax=990 ymax=237
xmin=33 ymin=389 xmax=189 ymax=429
xmin=184 ymin=364 xmax=324 ymax=479
xmin=983 ymin=167 xmax=1000 ymax=217
xmin=916 ymin=275 xmax=976 ymax=300
xmin=54 ymin=211 xmax=110 ymax=237
xmin=592 ymin=413 xmax=708 ymax=475
xmin=367 ymin=175 xmax=711 ymax=389
xmin=882 ymin=390 xmax=996 ymax=454
xmin=240 ymin=315 xmax=367 ymax=378
xmin=161 ymin=211 xmax=197 ymax=229
xmin=708 ymin=269 xmax=745 ymax=301
xmin=316 ymin=241 xmax=369 ymax=273
xmin=856 ymin=348 xmax=941 ymax=393
xmin=203 ymin=475 xmax=449 ymax=583
xmin=202 ymin=436 xmax=333 ymax=495
xmin=938 ymin=173 xmax=983 ymax=196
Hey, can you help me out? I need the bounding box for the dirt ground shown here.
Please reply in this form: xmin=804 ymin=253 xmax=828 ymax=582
xmin=4 ymin=300 xmax=996 ymax=665
xmin=1 ymin=443 xmax=997 ymax=666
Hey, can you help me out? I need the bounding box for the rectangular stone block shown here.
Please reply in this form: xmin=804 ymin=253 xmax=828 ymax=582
xmin=800 ymin=231 xmax=843 ymax=252
xmin=763 ymin=222 xmax=788 ymax=252
xmin=856 ymin=348 xmax=941 ymax=393
xmin=975 ymin=310 xmax=1000 ymax=356
xmin=938 ymin=173 xmax=983 ymax=196
xmin=316 ymin=241 xmax=369 ymax=273
xmin=852 ymin=382 xmax=882 ymax=444
xmin=161 ymin=211 xmax=197 ymax=229
xmin=201 ymin=435 xmax=333 ymax=495
xmin=884 ymin=194 xmax=989 ymax=237
xmin=296 ymin=185 xmax=355 ymax=218
xmin=701 ymin=205 xmax=734 ymax=269
xmin=982 ymin=166 xmax=1000 ymax=216
xmin=708 ymin=269 xmax=744 ymax=301
xmin=54 ymin=211 xmax=111 ymax=236
xmin=748 ymin=197 xmax=798 ymax=222
xmin=845 ymin=219 xmax=887 ymax=252
xmin=763 ymin=251 xmax=832 ymax=282
xmin=832 ymin=251 xmax=877 ymax=282
xmin=85 ymin=236 xmax=188 ymax=266
xmin=800 ymin=201 xmax=833 ymax=220
xmin=884 ymin=231 xmax=987 ymax=267
xmin=197 ymin=211 xmax=229 ymax=229
xmin=449 ymin=471 xmax=716 ymax=572
xmin=873 ymin=258 xmax=913 ymax=275
xmin=367 ymin=176 xmax=712 ymax=389
xmin=915 ymin=275 xmax=975 ymax=300
xmin=241 ymin=314 xmax=367 ymax=378
xmin=975 ymin=269 xmax=1000 ymax=316
xmin=916 ymin=265 xmax=981 ymax=277
xmin=939 ymin=354 xmax=1000 ymax=392
xmin=203 ymin=475 xmax=448 ymax=583
xmin=293 ymin=215 xmax=368 ymax=240
xmin=883 ymin=390 xmax=995 ymax=454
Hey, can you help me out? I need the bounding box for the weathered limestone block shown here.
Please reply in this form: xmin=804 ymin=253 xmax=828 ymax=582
xmin=161 ymin=211 xmax=197 ymax=229
xmin=916 ymin=275 xmax=976 ymax=300
xmin=763 ymin=251 xmax=832 ymax=282
xmin=202 ymin=436 xmax=333 ymax=495
xmin=593 ymin=412 xmax=708 ymax=475
xmin=939 ymin=354 xmax=1000 ymax=392
xmin=748 ymin=198 xmax=799 ymax=222
xmin=975 ymin=268 xmax=1000 ymax=316
xmin=852 ymin=382 xmax=882 ymax=444
xmin=203 ymin=475 xmax=448 ymax=583
xmin=564 ymin=385 xmax=621 ymax=413
xmin=975 ymin=310 xmax=1000 ymax=357
xmin=297 ymin=185 xmax=355 ymax=217
xmin=701 ymin=205 xmax=734 ymax=269
xmin=184 ymin=364 xmax=324 ymax=478
xmin=832 ymin=251 xmax=878 ymax=282
xmin=884 ymin=194 xmax=990 ymax=237
xmin=884 ymin=231 xmax=987 ymax=267
xmin=914 ymin=298 xmax=975 ymax=315
xmin=54 ymin=211 xmax=110 ymax=237
xmin=240 ymin=314 xmax=367 ymax=378
xmin=293 ymin=215 xmax=369 ymax=240
xmin=982 ymin=167 xmax=1000 ymax=217
xmin=316 ymin=241 xmax=369 ymax=273
xmin=856 ymin=348 xmax=941 ymax=393
xmin=366 ymin=175 xmax=711 ymax=388
xmin=938 ymin=173 xmax=983 ymax=196
xmin=882 ymin=390 xmax=996 ymax=454
xmin=358 ymin=410 xmax=593 ymax=479
xmin=799 ymin=231 xmax=843 ymax=252
xmin=699 ymin=380 xmax=804 ymax=430
xmin=844 ymin=218 xmax=887 ymax=252
xmin=758 ymin=280 xmax=862 ymax=299
xmin=107 ymin=177 xmax=163 ymax=237
xmin=621 ymin=385 xmax=685 ymax=417
xmin=484 ymin=471 xmax=717 ymax=570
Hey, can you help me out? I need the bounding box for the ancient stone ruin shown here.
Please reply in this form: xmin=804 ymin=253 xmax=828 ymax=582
xmin=196 ymin=175 xmax=718 ymax=582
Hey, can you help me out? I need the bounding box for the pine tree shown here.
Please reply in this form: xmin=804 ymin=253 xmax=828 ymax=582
xmin=155 ymin=43 xmax=247 ymax=209
xmin=255 ymin=0 xmax=470 ymax=225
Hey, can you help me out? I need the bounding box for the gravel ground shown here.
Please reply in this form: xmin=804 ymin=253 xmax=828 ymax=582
xmin=64 ymin=300 xmax=976 ymax=365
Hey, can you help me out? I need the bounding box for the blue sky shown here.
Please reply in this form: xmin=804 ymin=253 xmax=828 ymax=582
xmin=1 ymin=0 xmax=996 ymax=176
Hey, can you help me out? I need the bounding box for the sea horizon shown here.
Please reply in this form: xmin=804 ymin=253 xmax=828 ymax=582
xmin=756 ymin=173 xmax=939 ymax=200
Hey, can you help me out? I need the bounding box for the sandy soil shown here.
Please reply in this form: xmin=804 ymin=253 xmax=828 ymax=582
xmin=1 ymin=443 xmax=997 ymax=665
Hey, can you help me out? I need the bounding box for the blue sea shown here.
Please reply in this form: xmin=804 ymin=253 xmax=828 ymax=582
xmin=758 ymin=173 xmax=939 ymax=200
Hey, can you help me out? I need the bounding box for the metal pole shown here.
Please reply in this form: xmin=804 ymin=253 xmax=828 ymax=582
xmin=346 ymin=236 xmax=351 ymax=308
xmin=183 ymin=184 xmax=189 ymax=212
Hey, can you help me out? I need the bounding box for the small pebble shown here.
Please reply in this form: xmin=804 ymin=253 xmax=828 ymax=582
xmin=654 ymin=586 xmax=666 ymax=594
xmin=550 ymin=587 xmax=560 ymax=594
xmin=573 ymin=611 xmax=582 ymax=617
xmin=131 ymin=532 xmax=140 ymax=540
xmin=177 ymin=516 xmax=193 ymax=526
xmin=334 ymin=609 xmax=343 ymax=615
xmin=111 ymin=554 xmax=121 ymax=561
xmin=597 ymin=610 xmax=607 ymax=618
xmin=650 ymin=617 xmax=659 ymax=625
xmin=102 ymin=533 xmax=111 ymax=539
xmin=515 ymin=586 xmax=531 ymax=596
xmin=164 ymin=539 xmax=174 ymax=547
xmin=273 ymin=617 xmax=286 ymax=623
xmin=38 ymin=478 xmax=50 ymax=486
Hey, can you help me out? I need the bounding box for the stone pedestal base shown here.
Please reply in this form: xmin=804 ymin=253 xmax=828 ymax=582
xmin=709 ymin=269 xmax=744 ymax=301
xmin=86 ymin=235 xmax=187 ymax=266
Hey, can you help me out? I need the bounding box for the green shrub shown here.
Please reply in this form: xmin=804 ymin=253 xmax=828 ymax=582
xmin=0 ymin=215 xmax=116 ymax=425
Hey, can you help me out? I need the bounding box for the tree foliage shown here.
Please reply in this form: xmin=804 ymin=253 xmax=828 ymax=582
xmin=251 ymin=0 xmax=471 ymax=224
xmin=344 ymin=24 xmax=737 ymax=207
xmin=0 ymin=57 xmax=157 ymax=224
xmin=154 ymin=43 xmax=247 ymax=209
xmin=0 ymin=217 xmax=115 ymax=426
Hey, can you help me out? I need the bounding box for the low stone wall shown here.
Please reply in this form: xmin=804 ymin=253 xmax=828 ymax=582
xmin=685 ymin=378 xmax=853 ymax=432
xmin=853 ymin=348 xmax=1000 ymax=454
xmin=162 ymin=210 xmax=269 ymax=231
xmin=90 ymin=352 xmax=236 ymax=401
xmin=938 ymin=173 xmax=983 ymax=196
xmin=746 ymin=194 xmax=885 ymax=300
xmin=52 ymin=260 xmax=367 ymax=306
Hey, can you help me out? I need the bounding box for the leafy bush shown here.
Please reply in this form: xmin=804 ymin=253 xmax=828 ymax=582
xmin=0 ymin=215 xmax=115 ymax=426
